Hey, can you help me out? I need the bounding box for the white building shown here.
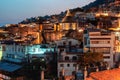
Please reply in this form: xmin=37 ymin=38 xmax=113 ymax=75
xmin=83 ymin=28 xmax=115 ymax=68
xmin=55 ymin=37 xmax=83 ymax=77
xmin=55 ymin=37 xmax=81 ymax=47
xmin=57 ymin=52 xmax=80 ymax=77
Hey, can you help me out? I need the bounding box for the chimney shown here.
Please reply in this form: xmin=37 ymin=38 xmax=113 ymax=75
xmin=75 ymin=64 xmax=79 ymax=72
xmin=96 ymin=66 xmax=99 ymax=72
xmin=107 ymin=66 xmax=110 ymax=70
xmin=61 ymin=68 xmax=65 ymax=76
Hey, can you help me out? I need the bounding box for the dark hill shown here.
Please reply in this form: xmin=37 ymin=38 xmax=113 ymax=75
xmin=83 ymin=0 xmax=114 ymax=9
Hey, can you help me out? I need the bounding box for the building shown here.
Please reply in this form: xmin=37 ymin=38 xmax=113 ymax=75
xmin=55 ymin=37 xmax=83 ymax=77
xmin=60 ymin=9 xmax=77 ymax=31
xmin=0 ymin=61 xmax=24 ymax=80
xmin=41 ymin=23 xmax=63 ymax=42
xmin=109 ymin=17 xmax=120 ymax=62
xmin=83 ymin=28 xmax=115 ymax=68
xmin=1 ymin=43 xmax=55 ymax=63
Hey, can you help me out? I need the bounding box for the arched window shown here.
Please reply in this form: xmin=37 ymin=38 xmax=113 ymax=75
xmin=72 ymin=56 xmax=77 ymax=61
xmin=65 ymin=56 xmax=69 ymax=61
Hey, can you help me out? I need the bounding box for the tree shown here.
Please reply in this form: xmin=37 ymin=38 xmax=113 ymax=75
xmin=84 ymin=52 xmax=103 ymax=64
xmin=24 ymin=58 xmax=46 ymax=80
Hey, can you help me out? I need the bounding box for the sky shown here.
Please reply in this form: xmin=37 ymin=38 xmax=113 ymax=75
xmin=0 ymin=0 xmax=95 ymax=26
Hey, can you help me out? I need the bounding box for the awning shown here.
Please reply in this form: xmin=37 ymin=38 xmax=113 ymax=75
xmin=0 ymin=62 xmax=22 ymax=72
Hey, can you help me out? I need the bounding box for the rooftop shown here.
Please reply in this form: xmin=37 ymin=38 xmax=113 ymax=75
xmin=0 ymin=62 xmax=22 ymax=72
xmin=86 ymin=68 xmax=120 ymax=80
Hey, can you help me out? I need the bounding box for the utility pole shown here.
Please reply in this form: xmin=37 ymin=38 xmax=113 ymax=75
xmin=41 ymin=70 xmax=44 ymax=80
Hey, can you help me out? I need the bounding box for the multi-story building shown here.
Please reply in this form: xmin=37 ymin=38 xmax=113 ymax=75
xmin=108 ymin=17 xmax=120 ymax=62
xmin=55 ymin=37 xmax=83 ymax=78
xmin=83 ymin=28 xmax=115 ymax=68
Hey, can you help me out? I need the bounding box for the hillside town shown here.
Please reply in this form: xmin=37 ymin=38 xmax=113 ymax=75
xmin=0 ymin=0 xmax=120 ymax=80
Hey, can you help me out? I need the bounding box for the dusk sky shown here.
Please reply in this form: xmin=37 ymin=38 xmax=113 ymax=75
xmin=0 ymin=0 xmax=95 ymax=26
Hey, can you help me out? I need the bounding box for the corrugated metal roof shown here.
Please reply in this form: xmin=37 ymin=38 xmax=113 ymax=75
xmin=0 ymin=62 xmax=22 ymax=72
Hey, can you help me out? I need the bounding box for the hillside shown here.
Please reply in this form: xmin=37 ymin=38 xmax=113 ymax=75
xmin=19 ymin=0 xmax=115 ymax=24
xmin=83 ymin=0 xmax=114 ymax=9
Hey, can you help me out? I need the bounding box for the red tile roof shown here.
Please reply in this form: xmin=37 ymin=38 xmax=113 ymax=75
xmin=86 ymin=68 xmax=120 ymax=80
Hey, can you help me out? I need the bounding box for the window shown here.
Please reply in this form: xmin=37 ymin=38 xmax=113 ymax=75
xmin=15 ymin=46 xmax=17 ymax=52
xmin=94 ymin=48 xmax=110 ymax=53
xmin=60 ymin=48 xmax=64 ymax=52
xmin=99 ymin=41 xmax=110 ymax=44
xmin=72 ymin=71 xmax=76 ymax=75
xmin=91 ymin=41 xmax=99 ymax=44
xmin=72 ymin=56 xmax=77 ymax=61
xmin=12 ymin=55 xmax=15 ymax=58
xmin=0 ymin=46 xmax=1 ymax=50
xmin=33 ymin=48 xmax=36 ymax=52
xmin=65 ymin=56 xmax=69 ymax=60
xmin=60 ymin=64 xmax=64 ymax=67
xmin=67 ymin=64 xmax=70 ymax=67
xmin=21 ymin=48 xmax=24 ymax=52
xmin=73 ymin=64 xmax=76 ymax=67
xmin=69 ymin=41 xmax=72 ymax=46
xmin=63 ymin=41 xmax=66 ymax=46
xmin=2 ymin=46 xmax=6 ymax=51
xmin=84 ymin=37 xmax=88 ymax=45
xmin=59 ymin=71 xmax=62 ymax=77
xmin=18 ymin=48 xmax=20 ymax=52
xmin=84 ymin=30 xmax=87 ymax=34
xmin=107 ymin=41 xmax=110 ymax=43
xmin=103 ymin=56 xmax=110 ymax=59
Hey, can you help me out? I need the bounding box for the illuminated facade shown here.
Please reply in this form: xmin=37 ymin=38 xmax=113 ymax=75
xmin=83 ymin=28 xmax=115 ymax=68
xmin=61 ymin=10 xmax=77 ymax=30
xmin=2 ymin=44 xmax=54 ymax=63
xmin=41 ymin=23 xmax=63 ymax=42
